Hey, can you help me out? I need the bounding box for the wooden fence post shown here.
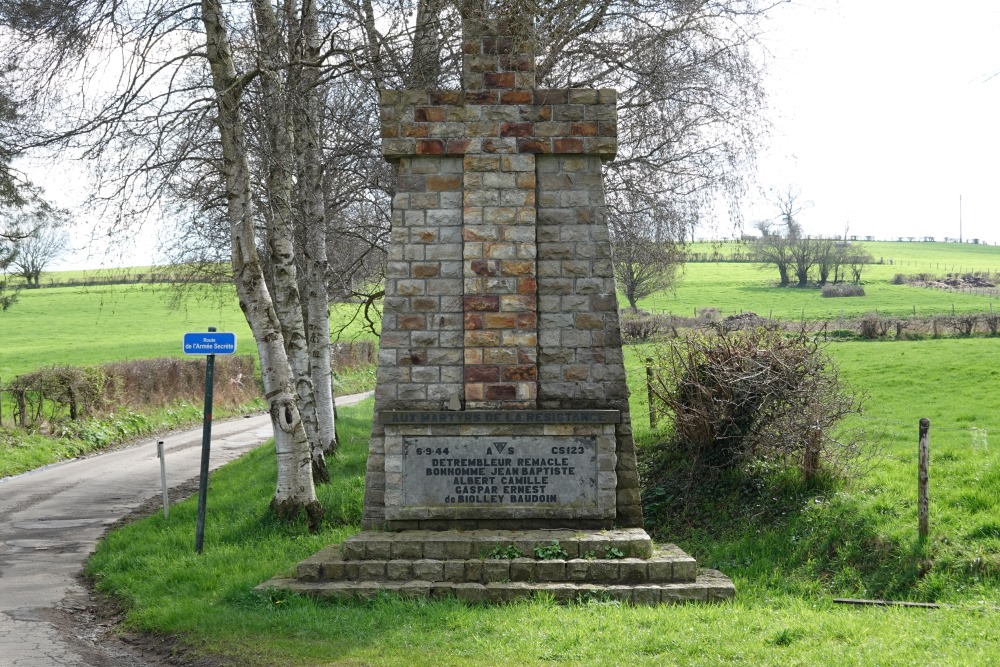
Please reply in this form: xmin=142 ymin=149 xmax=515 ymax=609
xmin=645 ymin=358 xmax=657 ymax=429
xmin=803 ymin=425 xmax=821 ymax=482
xmin=918 ymin=418 xmax=930 ymax=542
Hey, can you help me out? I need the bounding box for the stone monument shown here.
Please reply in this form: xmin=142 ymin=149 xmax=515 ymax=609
xmin=264 ymin=6 xmax=734 ymax=604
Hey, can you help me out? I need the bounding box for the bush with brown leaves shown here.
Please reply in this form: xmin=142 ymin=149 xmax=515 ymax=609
xmin=646 ymin=328 xmax=867 ymax=479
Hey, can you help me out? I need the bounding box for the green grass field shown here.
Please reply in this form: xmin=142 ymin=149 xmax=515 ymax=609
xmin=0 ymin=284 xmax=254 ymax=378
xmin=5 ymin=241 xmax=999 ymax=378
xmin=0 ymin=280 xmax=378 ymax=477
xmin=87 ymin=366 xmax=1000 ymax=664
xmin=12 ymin=247 xmax=1000 ymax=663
xmin=642 ymin=241 xmax=1000 ymax=320
xmin=641 ymin=262 xmax=999 ymax=320
xmin=0 ymin=283 xmax=377 ymax=379
xmin=690 ymin=239 xmax=1000 ymax=271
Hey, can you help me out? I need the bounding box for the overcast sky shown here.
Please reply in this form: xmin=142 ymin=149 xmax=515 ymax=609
xmin=731 ymin=0 xmax=1000 ymax=244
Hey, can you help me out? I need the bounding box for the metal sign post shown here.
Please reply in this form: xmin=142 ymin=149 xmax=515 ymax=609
xmin=183 ymin=328 xmax=237 ymax=554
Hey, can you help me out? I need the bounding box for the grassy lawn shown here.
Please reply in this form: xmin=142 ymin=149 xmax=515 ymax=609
xmin=689 ymin=239 xmax=1000 ymax=271
xmin=0 ymin=282 xmax=377 ymax=379
xmin=87 ymin=335 xmax=1000 ymax=664
xmin=0 ymin=279 xmax=378 ymax=478
xmin=642 ymin=260 xmax=1000 ymax=321
xmin=14 ymin=250 xmax=1000 ymax=663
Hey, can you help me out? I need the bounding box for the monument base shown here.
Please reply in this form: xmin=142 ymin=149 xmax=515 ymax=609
xmin=260 ymin=528 xmax=736 ymax=606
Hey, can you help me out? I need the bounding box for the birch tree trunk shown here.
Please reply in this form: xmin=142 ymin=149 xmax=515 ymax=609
xmin=250 ymin=0 xmax=331 ymax=482
xmin=201 ymin=0 xmax=321 ymax=528
xmin=294 ymin=0 xmax=339 ymax=455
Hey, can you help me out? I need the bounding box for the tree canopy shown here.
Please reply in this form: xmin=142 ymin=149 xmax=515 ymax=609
xmin=0 ymin=0 xmax=779 ymax=522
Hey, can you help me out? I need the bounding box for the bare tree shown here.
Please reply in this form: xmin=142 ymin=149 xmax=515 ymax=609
xmin=770 ymin=185 xmax=805 ymax=237
xmin=11 ymin=209 xmax=70 ymax=286
xmin=0 ymin=228 xmax=18 ymax=310
xmin=751 ymin=219 xmax=793 ymax=286
xmin=610 ymin=192 xmax=684 ymax=311
xmin=752 ymin=186 xmax=815 ymax=286
xmin=788 ymin=235 xmax=818 ymax=287
xmin=846 ymin=246 xmax=873 ymax=284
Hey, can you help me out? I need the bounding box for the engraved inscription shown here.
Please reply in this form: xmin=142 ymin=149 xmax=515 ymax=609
xmin=380 ymin=410 xmax=620 ymax=425
xmin=402 ymin=435 xmax=598 ymax=508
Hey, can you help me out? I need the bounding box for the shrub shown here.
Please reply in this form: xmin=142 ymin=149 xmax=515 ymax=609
xmin=858 ymin=313 xmax=891 ymax=339
xmin=4 ymin=356 xmax=259 ymax=429
xmin=619 ymin=311 xmax=678 ymax=342
xmin=948 ymin=314 xmax=979 ymax=337
xmin=716 ymin=312 xmax=770 ymax=333
xmin=985 ymin=312 xmax=1000 ymax=336
xmin=697 ymin=307 xmax=721 ymax=322
xmin=646 ymin=328 xmax=866 ymax=479
xmin=822 ymin=284 xmax=866 ymax=298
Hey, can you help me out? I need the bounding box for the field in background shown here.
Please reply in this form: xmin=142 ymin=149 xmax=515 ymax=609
xmin=0 ymin=283 xmax=377 ymax=379
xmin=689 ymin=239 xmax=1000 ymax=270
xmin=6 ymin=245 xmax=996 ymax=663
xmin=7 ymin=240 xmax=998 ymax=380
xmin=644 ymin=241 xmax=1000 ymax=320
xmin=0 ymin=281 xmax=378 ymax=477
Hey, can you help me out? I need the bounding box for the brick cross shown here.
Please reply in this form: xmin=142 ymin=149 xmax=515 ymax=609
xmin=379 ymin=13 xmax=617 ymax=409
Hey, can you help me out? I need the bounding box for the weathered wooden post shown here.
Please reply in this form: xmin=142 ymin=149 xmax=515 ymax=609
xmin=646 ymin=357 xmax=657 ymax=428
xmin=157 ymin=440 xmax=169 ymax=519
xmin=803 ymin=425 xmax=821 ymax=483
xmin=918 ymin=417 xmax=930 ymax=542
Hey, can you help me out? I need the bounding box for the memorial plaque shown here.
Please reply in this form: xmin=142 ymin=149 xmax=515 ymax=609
xmin=402 ymin=436 xmax=598 ymax=509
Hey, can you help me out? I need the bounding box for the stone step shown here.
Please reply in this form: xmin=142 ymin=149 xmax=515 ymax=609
xmin=337 ymin=528 xmax=654 ymax=562
xmin=260 ymin=570 xmax=735 ymax=606
xmin=296 ymin=544 xmax=696 ymax=585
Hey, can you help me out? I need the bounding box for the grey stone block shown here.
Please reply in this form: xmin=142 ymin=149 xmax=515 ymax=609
xmin=444 ymin=561 xmax=466 ymax=583
xmin=296 ymin=562 xmax=320 ymax=582
xmin=412 ymin=559 xmax=445 ymax=581
xmin=618 ymin=560 xmax=647 ymax=583
xmin=359 ymin=561 xmax=387 ymax=580
xmin=510 ymin=559 xmax=535 ymax=582
xmin=386 ymin=560 xmax=413 ymax=581
xmin=535 ymin=561 xmax=566 ymax=582
xmin=465 ymin=560 xmax=485 ymax=583
xmin=365 ymin=538 xmax=393 ymax=560
xmin=588 ymin=561 xmax=619 ymax=583
xmin=566 ymin=560 xmax=590 ymax=581
xmin=672 ymin=558 xmax=697 ymax=582
xmin=482 ymin=560 xmax=511 ymax=583
xmin=342 ymin=540 xmax=366 ymax=561
xmin=391 ymin=541 xmax=424 ymax=559
xmin=320 ymin=561 xmax=345 ymax=581
xmin=398 ymin=581 xmax=433 ymax=599
xmin=453 ymin=583 xmax=487 ymax=603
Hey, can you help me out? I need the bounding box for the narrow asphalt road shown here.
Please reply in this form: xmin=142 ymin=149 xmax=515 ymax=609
xmin=0 ymin=391 xmax=373 ymax=667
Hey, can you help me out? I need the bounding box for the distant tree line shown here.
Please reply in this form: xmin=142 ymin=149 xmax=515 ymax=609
xmin=751 ymin=187 xmax=873 ymax=287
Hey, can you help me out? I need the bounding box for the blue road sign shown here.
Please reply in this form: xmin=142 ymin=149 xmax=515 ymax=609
xmin=183 ymin=332 xmax=237 ymax=355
